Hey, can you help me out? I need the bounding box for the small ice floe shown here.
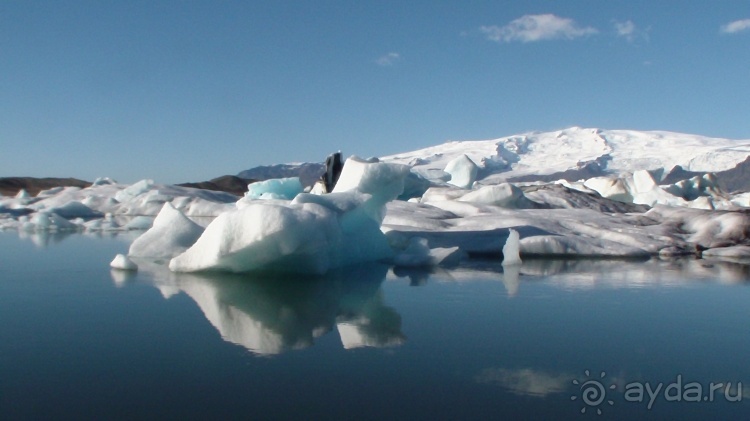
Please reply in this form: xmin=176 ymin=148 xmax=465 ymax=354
xmin=110 ymin=254 xmax=138 ymax=271
xmin=502 ymin=229 xmax=522 ymax=266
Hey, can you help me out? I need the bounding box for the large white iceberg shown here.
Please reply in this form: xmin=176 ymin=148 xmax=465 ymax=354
xmin=169 ymin=157 xmax=410 ymax=274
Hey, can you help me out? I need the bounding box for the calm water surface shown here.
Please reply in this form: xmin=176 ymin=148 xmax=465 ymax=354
xmin=1 ymin=231 xmax=749 ymax=420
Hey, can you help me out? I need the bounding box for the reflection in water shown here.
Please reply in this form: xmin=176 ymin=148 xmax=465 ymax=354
xmin=475 ymin=367 xmax=572 ymax=397
xmin=502 ymin=264 xmax=520 ymax=296
xmin=132 ymin=261 xmax=404 ymax=355
xmin=15 ymin=229 xmax=140 ymax=248
xmin=17 ymin=230 xmax=77 ymax=248
xmin=520 ymin=257 xmax=750 ymax=289
xmin=414 ymin=257 xmax=750 ymax=296
xmin=110 ymin=268 xmax=137 ymax=288
xmin=126 ymin=255 xmax=750 ymax=355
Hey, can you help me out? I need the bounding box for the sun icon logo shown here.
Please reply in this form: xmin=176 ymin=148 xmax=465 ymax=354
xmin=571 ymin=370 xmax=616 ymax=415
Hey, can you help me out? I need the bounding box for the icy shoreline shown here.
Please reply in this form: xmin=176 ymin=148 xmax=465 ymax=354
xmin=4 ymin=127 xmax=750 ymax=274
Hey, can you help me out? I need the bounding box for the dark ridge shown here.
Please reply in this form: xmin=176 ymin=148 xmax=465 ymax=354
xmin=0 ymin=177 xmax=91 ymax=197
xmin=717 ymin=157 xmax=750 ymax=193
xmin=661 ymin=156 xmax=750 ymax=193
xmin=520 ymin=183 xmax=651 ymax=213
xmin=659 ymin=165 xmax=702 ymax=185
xmin=506 ymin=163 xmax=607 ymax=184
xmin=177 ymin=175 xmax=256 ymax=196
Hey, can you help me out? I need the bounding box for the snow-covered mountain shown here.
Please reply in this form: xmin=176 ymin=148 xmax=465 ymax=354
xmin=237 ymin=127 xmax=750 ymax=190
xmin=380 ymin=126 xmax=750 ymax=186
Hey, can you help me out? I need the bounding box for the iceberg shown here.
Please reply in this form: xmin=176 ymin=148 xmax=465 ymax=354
xmin=502 ymin=229 xmax=522 ymax=265
xmin=110 ymin=254 xmax=138 ymax=270
xmin=129 ymin=203 xmax=205 ymax=259
xmin=444 ymin=154 xmax=478 ymax=189
xmin=244 ymin=177 xmax=303 ymax=200
xmin=169 ymin=157 xmax=410 ymax=274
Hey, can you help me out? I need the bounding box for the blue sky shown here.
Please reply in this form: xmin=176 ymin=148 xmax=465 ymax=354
xmin=1 ymin=1 xmax=749 ymax=184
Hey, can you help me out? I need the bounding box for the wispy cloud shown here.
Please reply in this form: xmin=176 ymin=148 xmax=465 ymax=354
xmin=480 ymin=14 xmax=597 ymax=43
xmin=721 ymin=19 xmax=750 ymax=34
xmin=375 ymin=52 xmax=400 ymax=66
xmin=613 ymin=20 xmax=649 ymax=43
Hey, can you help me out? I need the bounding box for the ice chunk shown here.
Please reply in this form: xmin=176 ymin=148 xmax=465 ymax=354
xmin=583 ymin=177 xmax=634 ymax=203
xmin=333 ymin=156 xmax=411 ymax=204
xmin=421 ymin=187 xmax=471 ymax=203
xmin=122 ymin=216 xmax=154 ymax=230
xmin=36 ymin=187 xmax=65 ymax=197
xmin=646 ymin=206 xmax=750 ymax=249
xmin=170 ymin=159 xmax=410 ymax=274
xmin=444 ymin=154 xmax=478 ymax=189
xmin=245 ymin=177 xmax=303 ymax=200
xmin=310 ymin=180 xmax=327 ymax=195
xmin=459 ymin=183 xmax=522 ymax=206
xmin=170 ymin=201 xmax=340 ymax=273
xmin=731 ymin=192 xmax=750 ymax=208
xmin=84 ymin=213 xmax=121 ymax=231
xmin=23 ymin=211 xmax=79 ymax=231
xmin=663 ymin=173 xmax=725 ymax=201
xmin=115 ymin=179 xmax=154 ymax=202
xmin=502 ymin=229 xmax=522 ymax=265
xmin=393 ymin=237 xmax=463 ymax=267
xmin=632 ymin=169 xmax=658 ymax=193
xmin=399 ymin=171 xmax=432 ymax=200
xmin=458 ymin=183 xmax=541 ymax=209
xmin=129 ymin=202 xmax=204 ymax=258
xmin=170 ymin=197 xmax=393 ymax=274
xmin=15 ymin=189 xmax=30 ymax=199
xmin=520 ymin=235 xmax=650 ymax=257
xmin=48 ymin=201 xmax=102 ymax=219
xmin=92 ymin=177 xmax=117 ymax=186
xmin=110 ymin=254 xmax=138 ymax=270
xmin=585 ymin=171 xmax=692 ymax=207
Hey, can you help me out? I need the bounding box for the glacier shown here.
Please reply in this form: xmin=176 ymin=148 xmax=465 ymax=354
xmin=3 ymin=126 xmax=750 ymax=273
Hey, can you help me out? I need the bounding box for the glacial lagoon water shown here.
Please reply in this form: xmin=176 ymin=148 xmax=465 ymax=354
xmin=1 ymin=231 xmax=749 ymax=420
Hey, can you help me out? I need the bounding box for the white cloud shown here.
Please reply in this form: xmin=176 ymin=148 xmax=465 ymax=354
xmin=614 ymin=20 xmax=635 ymax=38
xmin=375 ymin=52 xmax=400 ymax=66
xmin=613 ymin=20 xmax=649 ymax=42
xmin=480 ymin=14 xmax=598 ymax=43
xmin=721 ymin=19 xmax=750 ymax=34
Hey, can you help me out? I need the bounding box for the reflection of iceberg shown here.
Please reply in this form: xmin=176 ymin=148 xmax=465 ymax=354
xmin=137 ymin=261 xmax=404 ymax=355
xmin=337 ymin=293 xmax=406 ymax=349
xmin=109 ymin=268 xmax=137 ymax=287
xmin=17 ymin=229 xmax=76 ymax=248
xmin=475 ymin=367 xmax=571 ymax=397
xmin=389 ymin=258 xmax=750 ymax=297
xmin=520 ymin=258 xmax=750 ymax=289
